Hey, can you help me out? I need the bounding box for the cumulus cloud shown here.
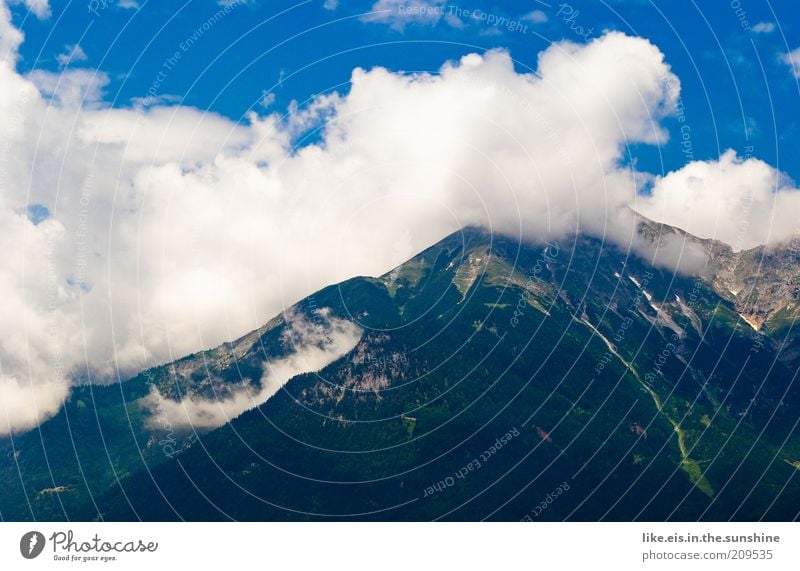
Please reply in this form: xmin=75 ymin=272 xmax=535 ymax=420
xmin=145 ymin=309 xmax=361 ymax=431
xmin=782 ymin=47 xmax=800 ymax=78
xmin=0 ymin=0 xmax=765 ymax=435
xmin=636 ymin=150 xmax=800 ymax=251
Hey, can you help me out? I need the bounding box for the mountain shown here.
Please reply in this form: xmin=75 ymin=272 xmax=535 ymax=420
xmin=2 ymin=222 xmax=799 ymax=521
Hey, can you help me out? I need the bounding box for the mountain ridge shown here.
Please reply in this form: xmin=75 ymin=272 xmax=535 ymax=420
xmin=2 ymin=217 xmax=799 ymax=521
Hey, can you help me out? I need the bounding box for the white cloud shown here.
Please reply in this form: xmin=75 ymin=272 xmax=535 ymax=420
xmin=361 ymin=0 xmax=446 ymax=30
xmin=636 ymin=150 xmax=800 ymax=251
xmin=259 ymin=91 xmax=276 ymax=108
xmin=0 ymin=376 xmax=69 ymax=436
xmin=0 ymin=209 xmax=72 ymax=433
xmin=28 ymin=68 xmax=108 ymax=107
xmin=130 ymin=93 xmax=181 ymax=108
xmin=751 ymin=21 xmax=774 ymax=34
xmin=523 ymin=9 xmax=548 ymax=24
xmin=0 ymin=1 xmax=48 ymax=62
xmin=2 ymin=0 xmax=780 ymax=435
xmin=0 ymin=12 xmax=686 ymax=432
xmin=117 ymin=0 xmax=139 ymax=8
xmin=781 ymin=47 xmax=800 ymax=78
xmin=0 ymin=3 xmax=23 ymax=62
xmin=322 ymin=0 xmax=337 ymax=10
xmin=145 ymin=309 xmax=361 ymax=431
xmin=56 ymin=43 xmax=87 ymax=67
xmin=11 ymin=0 xmax=48 ymax=17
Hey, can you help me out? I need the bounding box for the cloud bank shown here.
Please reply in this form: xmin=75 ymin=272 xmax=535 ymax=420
xmin=145 ymin=309 xmax=362 ymax=431
xmin=637 ymin=150 xmax=800 ymax=251
xmin=0 ymin=0 xmax=795 ymax=435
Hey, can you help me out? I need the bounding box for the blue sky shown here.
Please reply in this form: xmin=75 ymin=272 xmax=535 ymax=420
xmin=10 ymin=0 xmax=800 ymax=180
